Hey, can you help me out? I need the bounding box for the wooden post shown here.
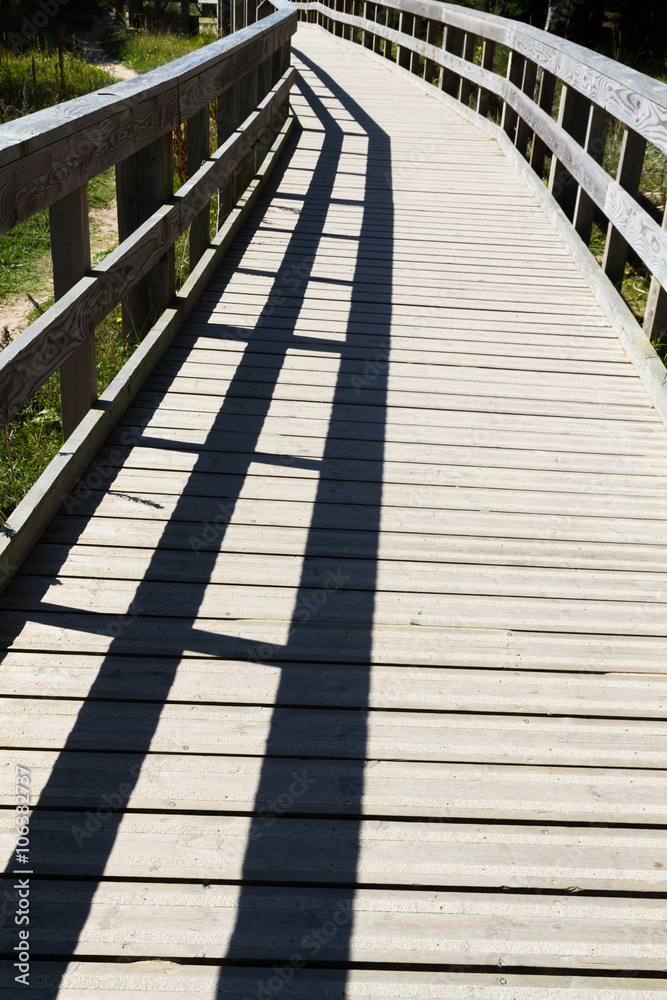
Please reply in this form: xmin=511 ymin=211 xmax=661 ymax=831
xmin=476 ymin=38 xmax=496 ymax=118
xmin=409 ymin=15 xmax=422 ymax=75
xmin=423 ymin=19 xmax=437 ymax=86
xmin=346 ymin=0 xmax=355 ymax=42
xmin=397 ymin=10 xmax=414 ymax=70
xmin=529 ymin=68 xmax=556 ymax=177
xmin=644 ymin=254 xmax=667 ymax=344
xmin=187 ymin=106 xmax=210 ymax=268
xmin=362 ymin=2 xmax=373 ymax=49
xmin=549 ymin=84 xmax=591 ymax=221
xmin=235 ymin=68 xmax=258 ymax=201
xmin=458 ymin=31 xmax=476 ymax=106
xmin=603 ymin=126 xmax=647 ymax=287
xmin=116 ymin=134 xmax=175 ymax=341
xmin=180 ymin=0 xmax=190 ymax=35
xmin=373 ymin=5 xmax=383 ymax=55
xmin=217 ymin=84 xmax=237 ymax=228
xmin=232 ymin=0 xmax=244 ymax=32
xmin=514 ymin=58 xmax=538 ymax=157
xmin=49 ymin=186 xmax=95 ymax=440
xmin=572 ymin=102 xmax=608 ymax=245
xmin=501 ymin=50 xmax=525 ymax=142
xmin=439 ymin=26 xmax=464 ymax=98
xmin=218 ymin=0 xmax=231 ymax=36
xmin=256 ymin=55 xmax=272 ymax=166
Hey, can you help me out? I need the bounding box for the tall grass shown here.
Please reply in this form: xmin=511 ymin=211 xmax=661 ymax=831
xmin=0 ymin=44 xmax=116 ymax=123
xmin=101 ymin=26 xmax=217 ymax=74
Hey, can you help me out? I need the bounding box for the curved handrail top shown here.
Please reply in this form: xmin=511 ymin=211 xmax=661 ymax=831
xmin=0 ymin=2 xmax=297 ymax=167
xmin=399 ymin=1 xmax=667 ymax=111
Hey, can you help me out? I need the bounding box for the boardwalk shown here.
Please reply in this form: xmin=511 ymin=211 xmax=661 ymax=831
xmin=2 ymin=22 xmax=667 ymax=998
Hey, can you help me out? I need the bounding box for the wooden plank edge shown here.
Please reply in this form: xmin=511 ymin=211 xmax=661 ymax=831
xmin=0 ymin=111 xmax=295 ymax=599
xmin=1 ymin=961 xmax=665 ymax=997
xmin=306 ymin=25 xmax=667 ymax=429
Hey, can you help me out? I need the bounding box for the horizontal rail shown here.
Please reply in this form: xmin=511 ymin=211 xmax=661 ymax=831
xmin=295 ymin=0 xmax=667 ymax=348
xmin=0 ymin=1 xmax=297 ymax=436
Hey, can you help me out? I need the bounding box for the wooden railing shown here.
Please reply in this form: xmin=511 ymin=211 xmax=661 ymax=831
xmin=0 ymin=0 xmax=297 ymax=438
xmin=294 ymin=0 xmax=667 ymax=350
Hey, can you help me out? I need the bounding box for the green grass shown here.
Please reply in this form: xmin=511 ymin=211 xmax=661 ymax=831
xmin=0 ymin=49 xmax=118 ymax=303
xmin=101 ymin=27 xmax=217 ymax=75
xmin=0 ymin=44 xmax=117 ymax=124
xmin=0 ymin=304 xmax=135 ymax=523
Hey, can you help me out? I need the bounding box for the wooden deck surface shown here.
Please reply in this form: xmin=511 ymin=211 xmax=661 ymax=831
xmin=2 ymin=23 xmax=667 ymax=997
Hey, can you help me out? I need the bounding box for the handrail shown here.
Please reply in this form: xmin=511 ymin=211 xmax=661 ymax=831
xmin=0 ymin=0 xmax=298 ymax=435
xmin=294 ymin=0 xmax=667 ymax=349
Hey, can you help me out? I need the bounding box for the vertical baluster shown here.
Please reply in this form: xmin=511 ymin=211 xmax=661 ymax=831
xmin=373 ymin=4 xmax=383 ymax=55
xmin=49 ymin=186 xmax=95 ymax=440
xmin=572 ymin=103 xmax=608 ymax=244
xmin=362 ymin=2 xmax=373 ymax=49
xmin=458 ymin=31 xmax=476 ymax=106
xmin=218 ymin=0 xmax=231 ymax=36
xmin=514 ymin=58 xmax=537 ymax=156
xmin=180 ymin=0 xmax=190 ymax=34
xmin=409 ymin=15 xmax=422 ymax=76
xmin=501 ymin=50 xmax=525 ymax=141
xmin=548 ymin=84 xmax=591 ymax=221
xmin=397 ymin=10 xmax=414 ymax=70
xmin=116 ymin=133 xmax=175 ymax=342
xmin=217 ymin=83 xmax=237 ymax=228
xmin=602 ymin=126 xmax=647 ymax=287
xmin=529 ymin=69 xmax=556 ymax=176
xmin=235 ymin=67 xmax=258 ymax=198
xmin=423 ymin=18 xmax=437 ymax=86
xmin=644 ymin=240 xmax=667 ymax=344
xmin=476 ymin=37 xmax=496 ymax=118
xmin=187 ymin=106 xmax=210 ymax=268
xmin=439 ymin=25 xmax=464 ymax=97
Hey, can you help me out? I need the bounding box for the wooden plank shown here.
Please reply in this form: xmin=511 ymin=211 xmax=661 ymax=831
xmin=3 ymin=747 xmax=667 ymax=820
xmin=3 ymin=651 xmax=667 ymax=716
xmin=3 ymin=811 xmax=667 ymax=890
xmin=2 ymin=963 xmax=664 ymax=999
xmin=8 ymin=880 xmax=667 ymax=967
xmin=3 ymin=572 xmax=665 ymax=636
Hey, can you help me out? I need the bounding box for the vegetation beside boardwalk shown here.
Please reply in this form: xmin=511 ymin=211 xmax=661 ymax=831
xmin=0 ymin=18 xmax=217 ymax=524
xmin=101 ymin=25 xmax=217 ymax=74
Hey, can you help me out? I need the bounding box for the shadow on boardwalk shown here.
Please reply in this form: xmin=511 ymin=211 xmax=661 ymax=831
xmin=0 ymin=47 xmax=393 ymax=997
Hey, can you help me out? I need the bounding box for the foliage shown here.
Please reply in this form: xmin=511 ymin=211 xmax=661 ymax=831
xmin=101 ymin=26 xmax=217 ymax=74
xmin=0 ymin=43 xmax=116 ymax=124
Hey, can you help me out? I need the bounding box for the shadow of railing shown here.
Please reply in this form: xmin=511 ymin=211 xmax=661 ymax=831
xmin=0 ymin=43 xmax=392 ymax=996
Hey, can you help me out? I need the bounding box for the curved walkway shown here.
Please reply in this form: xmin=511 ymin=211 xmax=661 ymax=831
xmin=1 ymin=23 xmax=667 ymax=998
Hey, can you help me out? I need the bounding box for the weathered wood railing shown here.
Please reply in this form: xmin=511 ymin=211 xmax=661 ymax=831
xmin=294 ymin=0 xmax=667 ymax=350
xmin=0 ymin=0 xmax=297 ymax=439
